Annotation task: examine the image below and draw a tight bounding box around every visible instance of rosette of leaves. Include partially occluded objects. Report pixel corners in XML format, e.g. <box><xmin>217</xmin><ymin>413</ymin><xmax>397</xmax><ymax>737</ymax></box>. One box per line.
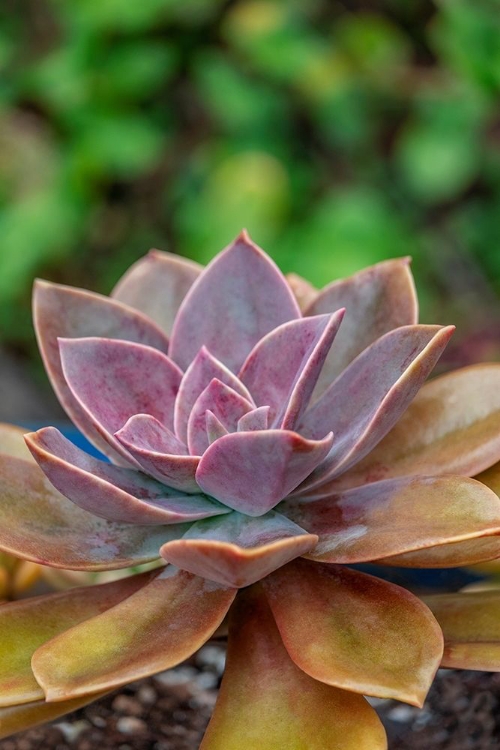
<box><xmin>1</xmin><ymin>234</ymin><xmax>500</xmax><ymax>747</ymax></box>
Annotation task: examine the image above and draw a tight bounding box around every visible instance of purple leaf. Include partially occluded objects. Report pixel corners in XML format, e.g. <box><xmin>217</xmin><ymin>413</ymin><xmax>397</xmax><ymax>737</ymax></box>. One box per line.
<box><xmin>196</xmin><ymin>429</ymin><xmax>333</xmax><ymax>516</ymax></box>
<box><xmin>187</xmin><ymin>379</ymin><xmax>253</xmax><ymax>456</ymax></box>
<box><xmin>169</xmin><ymin>231</ymin><xmax>300</xmax><ymax>372</ymax></box>
<box><xmin>239</xmin><ymin>311</ymin><xmax>344</xmax><ymax>429</ymax></box>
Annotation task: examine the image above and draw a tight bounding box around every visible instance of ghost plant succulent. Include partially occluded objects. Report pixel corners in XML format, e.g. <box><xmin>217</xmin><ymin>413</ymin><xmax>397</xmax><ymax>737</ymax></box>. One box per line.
<box><xmin>0</xmin><ymin>233</ymin><xmax>500</xmax><ymax>746</ymax></box>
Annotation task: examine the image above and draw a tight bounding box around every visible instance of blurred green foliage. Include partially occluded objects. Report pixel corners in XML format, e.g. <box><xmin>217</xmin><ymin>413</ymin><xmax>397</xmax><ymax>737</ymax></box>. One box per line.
<box><xmin>0</xmin><ymin>0</ymin><xmax>499</xmax><ymax>361</ymax></box>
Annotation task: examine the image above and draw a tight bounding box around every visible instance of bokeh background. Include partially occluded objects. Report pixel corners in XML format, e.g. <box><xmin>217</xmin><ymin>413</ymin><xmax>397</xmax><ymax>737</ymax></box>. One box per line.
<box><xmin>0</xmin><ymin>0</ymin><xmax>499</xmax><ymax>420</ymax></box>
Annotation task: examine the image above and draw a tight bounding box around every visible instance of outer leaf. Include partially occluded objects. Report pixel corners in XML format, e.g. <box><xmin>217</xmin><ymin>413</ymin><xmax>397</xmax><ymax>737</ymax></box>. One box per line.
<box><xmin>111</xmin><ymin>249</ymin><xmax>202</xmax><ymax>335</ymax></box>
<box><xmin>115</xmin><ymin>414</ymin><xmax>200</xmax><ymax>492</ymax></box>
<box><xmin>377</xmin><ymin>536</ymin><xmax>500</xmax><ymax>568</ymax></box>
<box><xmin>59</xmin><ymin>337</ymin><xmax>182</xmax><ymax>464</ymax></box>
<box><xmin>0</xmin><ymin>572</ymin><xmax>153</xmax><ymax>706</ymax></box>
<box><xmin>0</xmin><ymin>455</ymin><xmax>182</xmax><ymax>570</ymax></box>
<box><xmin>25</xmin><ymin>427</ymin><xmax>227</xmax><ymax>525</ymax></box>
<box><xmin>283</xmin><ymin>476</ymin><xmax>500</xmax><ymax>563</ymax></box>
<box><xmin>0</xmin><ymin>693</ymin><xmax>108</xmax><ymax>741</ymax></box>
<box><xmin>174</xmin><ymin>347</ymin><xmax>252</xmax><ymax>444</ymax></box>
<box><xmin>32</xmin><ymin>566</ymin><xmax>236</xmax><ymax>701</ymax></box>
<box><xmin>263</xmin><ymin>559</ymin><xmax>443</xmax><ymax>707</ymax></box>
<box><xmin>201</xmin><ymin>586</ymin><xmax>387</xmax><ymax>750</ymax></box>
<box><xmin>239</xmin><ymin>311</ymin><xmax>344</xmax><ymax>429</ymax></box>
<box><xmin>169</xmin><ymin>231</ymin><xmax>300</xmax><ymax>372</ymax></box>
<box><xmin>305</xmin><ymin>258</ymin><xmax>418</xmax><ymax>397</ymax></box>
<box><xmin>160</xmin><ymin>511</ymin><xmax>318</xmax><ymax>588</ymax></box>
<box><xmin>298</xmin><ymin>325</ymin><xmax>453</xmax><ymax>491</ymax></box>
<box><xmin>335</xmin><ymin>364</ymin><xmax>500</xmax><ymax>490</ymax></box>
<box><xmin>33</xmin><ymin>280</ymin><xmax>170</xmax><ymax>462</ymax></box>
<box><xmin>196</xmin><ymin>429</ymin><xmax>333</xmax><ymax>516</ymax></box>
<box><xmin>187</xmin><ymin>379</ymin><xmax>253</xmax><ymax>455</ymax></box>
<box><xmin>424</xmin><ymin>591</ymin><xmax>500</xmax><ymax>670</ymax></box>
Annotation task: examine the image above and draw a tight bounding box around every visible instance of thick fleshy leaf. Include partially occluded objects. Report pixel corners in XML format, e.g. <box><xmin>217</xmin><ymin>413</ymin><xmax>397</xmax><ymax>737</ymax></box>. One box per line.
<box><xmin>201</xmin><ymin>586</ymin><xmax>387</xmax><ymax>750</ymax></box>
<box><xmin>239</xmin><ymin>310</ymin><xmax>344</xmax><ymax>429</ymax></box>
<box><xmin>160</xmin><ymin>511</ymin><xmax>318</xmax><ymax>588</ymax></box>
<box><xmin>263</xmin><ymin>559</ymin><xmax>443</xmax><ymax>706</ymax></box>
<box><xmin>305</xmin><ymin>258</ymin><xmax>418</xmax><ymax>397</ymax></box>
<box><xmin>196</xmin><ymin>429</ymin><xmax>333</xmax><ymax>516</ymax></box>
<box><xmin>0</xmin><ymin>455</ymin><xmax>182</xmax><ymax>570</ymax></box>
<box><xmin>32</xmin><ymin>566</ymin><xmax>236</xmax><ymax>701</ymax></box>
<box><xmin>376</xmin><ymin>536</ymin><xmax>500</xmax><ymax>568</ymax></box>
<box><xmin>174</xmin><ymin>347</ymin><xmax>252</xmax><ymax>443</ymax></box>
<box><xmin>111</xmin><ymin>249</ymin><xmax>202</xmax><ymax>335</ymax></box>
<box><xmin>0</xmin><ymin>572</ymin><xmax>153</xmax><ymax>707</ymax></box>
<box><xmin>298</xmin><ymin>325</ymin><xmax>453</xmax><ymax>491</ymax></box>
<box><xmin>424</xmin><ymin>591</ymin><xmax>500</xmax><ymax>670</ymax></box>
<box><xmin>286</xmin><ymin>272</ymin><xmax>318</xmax><ymax>312</ymax></box>
<box><xmin>335</xmin><ymin>364</ymin><xmax>500</xmax><ymax>490</ymax></box>
<box><xmin>115</xmin><ymin>414</ymin><xmax>200</xmax><ymax>492</ymax></box>
<box><xmin>206</xmin><ymin>411</ymin><xmax>229</xmax><ymax>443</ymax></box>
<box><xmin>59</xmin><ymin>337</ymin><xmax>182</xmax><ymax>463</ymax></box>
<box><xmin>0</xmin><ymin>423</ymin><xmax>34</xmax><ymax>462</ymax></box>
<box><xmin>237</xmin><ymin>406</ymin><xmax>270</xmax><ymax>432</ymax></box>
<box><xmin>169</xmin><ymin>231</ymin><xmax>300</xmax><ymax>372</ymax></box>
<box><xmin>283</xmin><ymin>476</ymin><xmax>500</xmax><ymax>563</ymax></box>
<box><xmin>33</xmin><ymin>280</ymin><xmax>170</xmax><ymax>462</ymax></box>
<box><xmin>25</xmin><ymin>428</ymin><xmax>227</xmax><ymax>525</ymax></box>
<box><xmin>0</xmin><ymin>693</ymin><xmax>108</xmax><ymax>741</ymax></box>
<box><xmin>188</xmin><ymin>379</ymin><xmax>253</xmax><ymax>455</ymax></box>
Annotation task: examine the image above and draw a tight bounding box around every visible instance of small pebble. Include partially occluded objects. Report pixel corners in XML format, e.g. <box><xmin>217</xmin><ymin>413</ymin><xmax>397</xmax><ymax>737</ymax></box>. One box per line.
<box><xmin>54</xmin><ymin>720</ymin><xmax>90</xmax><ymax>742</ymax></box>
<box><xmin>387</xmin><ymin>704</ymin><xmax>418</xmax><ymax>723</ymax></box>
<box><xmin>116</xmin><ymin>717</ymin><xmax>147</xmax><ymax>735</ymax></box>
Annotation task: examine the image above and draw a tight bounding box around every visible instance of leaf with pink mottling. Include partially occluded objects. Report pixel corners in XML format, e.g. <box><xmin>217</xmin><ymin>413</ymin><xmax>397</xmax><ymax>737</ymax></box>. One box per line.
<box><xmin>283</xmin><ymin>476</ymin><xmax>500</xmax><ymax>563</ymax></box>
<box><xmin>115</xmin><ymin>414</ymin><xmax>200</xmax><ymax>492</ymax></box>
<box><xmin>174</xmin><ymin>347</ymin><xmax>252</xmax><ymax>443</ymax></box>
<box><xmin>112</xmin><ymin>250</ymin><xmax>202</xmax><ymax>335</ymax></box>
<box><xmin>0</xmin><ymin>454</ymin><xmax>182</xmax><ymax>570</ymax></box>
<box><xmin>25</xmin><ymin>427</ymin><xmax>227</xmax><ymax>525</ymax></box>
<box><xmin>169</xmin><ymin>232</ymin><xmax>300</xmax><ymax>372</ymax></box>
<box><xmin>196</xmin><ymin>429</ymin><xmax>333</xmax><ymax>516</ymax></box>
<box><xmin>305</xmin><ymin>258</ymin><xmax>417</xmax><ymax>398</ymax></box>
<box><xmin>239</xmin><ymin>311</ymin><xmax>344</xmax><ymax>429</ymax></box>
<box><xmin>298</xmin><ymin>325</ymin><xmax>453</xmax><ymax>493</ymax></box>
<box><xmin>59</xmin><ymin>337</ymin><xmax>182</xmax><ymax>465</ymax></box>
<box><xmin>188</xmin><ymin>379</ymin><xmax>253</xmax><ymax>455</ymax></box>
<box><xmin>33</xmin><ymin>280</ymin><xmax>170</xmax><ymax>462</ymax></box>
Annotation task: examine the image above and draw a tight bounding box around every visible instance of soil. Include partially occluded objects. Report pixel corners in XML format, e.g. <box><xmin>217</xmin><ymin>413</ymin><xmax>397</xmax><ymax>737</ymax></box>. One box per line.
<box><xmin>2</xmin><ymin>646</ymin><xmax>500</xmax><ymax>750</ymax></box>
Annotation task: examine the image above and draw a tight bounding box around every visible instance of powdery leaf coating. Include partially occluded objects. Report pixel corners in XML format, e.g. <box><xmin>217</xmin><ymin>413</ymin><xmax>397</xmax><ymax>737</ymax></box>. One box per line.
<box><xmin>201</xmin><ymin>585</ymin><xmax>387</xmax><ymax>750</ymax></box>
<box><xmin>160</xmin><ymin>511</ymin><xmax>318</xmax><ymax>588</ymax></box>
<box><xmin>169</xmin><ymin>232</ymin><xmax>300</xmax><ymax>372</ymax></box>
<box><xmin>187</xmin><ymin>379</ymin><xmax>253</xmax><ymax>456</ymax></box>
<box><xmin>111</xmin><ymin>249</ymin><xmax>202</xmax><ymax>335</ymax></box>
<box><xmin>263</xmin><ymin>559</ymin><xmax>443</xmax><ymax>706</ymax></box>
<box><xmin>32</xmin><ymin>566</ymin><xmax>236</xmax><ymax>701</ymax></box>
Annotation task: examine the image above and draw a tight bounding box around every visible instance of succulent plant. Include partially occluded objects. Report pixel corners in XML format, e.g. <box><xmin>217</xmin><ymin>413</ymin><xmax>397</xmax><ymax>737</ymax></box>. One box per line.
<box><xmin>1</xmin><ymin>233</ymin><xmax>500</xmax><ymax>746</ymax></box>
